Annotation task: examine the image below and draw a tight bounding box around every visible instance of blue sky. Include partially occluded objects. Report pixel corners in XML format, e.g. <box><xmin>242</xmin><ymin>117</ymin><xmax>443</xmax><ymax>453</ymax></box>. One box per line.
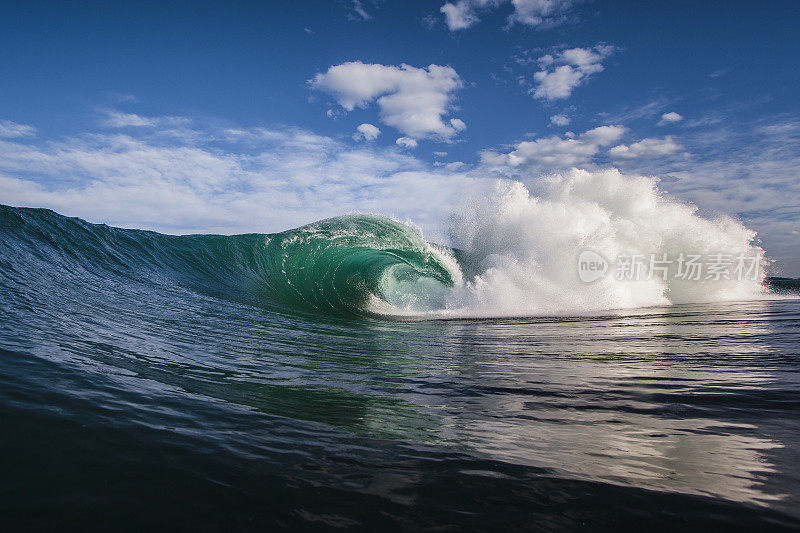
<box><xmin>1</xmin><ymin>0</ymin><xmax>799</xmax><ymax>273</ymax></box>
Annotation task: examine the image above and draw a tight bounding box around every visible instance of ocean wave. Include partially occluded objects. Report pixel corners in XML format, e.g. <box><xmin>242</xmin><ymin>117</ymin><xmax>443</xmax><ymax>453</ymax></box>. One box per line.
<box><xmin>0</xmin><ymin>169</ymin><xmax>787</xmax><ymax>319</ymax></box>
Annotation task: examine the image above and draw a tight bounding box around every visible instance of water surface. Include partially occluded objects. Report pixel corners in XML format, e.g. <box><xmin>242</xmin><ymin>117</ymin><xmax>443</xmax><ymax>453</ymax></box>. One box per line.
<box><xmin>1</xmin><ymin>205</ymin><xmax>798</xmax><ymax>530</ymax></box>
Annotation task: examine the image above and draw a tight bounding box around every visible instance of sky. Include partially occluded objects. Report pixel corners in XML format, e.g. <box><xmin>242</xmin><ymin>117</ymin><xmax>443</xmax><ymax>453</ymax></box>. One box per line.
<box><xmin>0</xmin><ymin>0</ymin><xmax>799</xmax><ymax>273</ymax></box>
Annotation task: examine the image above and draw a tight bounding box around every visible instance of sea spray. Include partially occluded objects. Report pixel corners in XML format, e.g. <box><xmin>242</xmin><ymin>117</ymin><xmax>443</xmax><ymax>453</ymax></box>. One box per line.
<box><xmin>440</xmin><ymin>169</ymin><xmax>767</xmax><ymax>317</ymax></box>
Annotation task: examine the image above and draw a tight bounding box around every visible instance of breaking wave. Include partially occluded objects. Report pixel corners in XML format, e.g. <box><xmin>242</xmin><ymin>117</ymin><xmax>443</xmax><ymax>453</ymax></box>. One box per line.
<box><xmin>0</xmin><ymin>169</ymin><xmax>778</xmax><ymax>319</ymax></box>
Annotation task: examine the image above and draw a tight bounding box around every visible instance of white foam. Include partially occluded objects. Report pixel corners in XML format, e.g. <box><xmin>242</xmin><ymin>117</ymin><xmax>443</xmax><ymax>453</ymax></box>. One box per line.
<box><xmin>378</xmin><ymin>168</ymin><xmax>770</xmax><ymax>318</ymax></box>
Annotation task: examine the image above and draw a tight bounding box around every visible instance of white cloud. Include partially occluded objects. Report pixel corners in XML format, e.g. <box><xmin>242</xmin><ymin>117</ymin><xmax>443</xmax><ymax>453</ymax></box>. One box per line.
<box><xmin>609</xmin><ymin>136</ymin><xmax>683</xmax><ymax>159</ymax></box>
<box><xmin>0</xmin><ymin>117</ymin><xmax>483</xmax><ymax>238</ymax></box>
<box><xmin>396</xmin><ymin>137</ymin><xmax>419</xmax><ymax>149</ymax></box>
<box><xmin>532</xmin><ymin>45</ymin><xmax>613</xmax><ymax>100</ymax></box>
<box><xmin>102</xmin><ymin>112</ymin><xmax>156</xmax><ymax>128</ymax></box>
<box><xmin>439</xmin><ymin>0</ymin><xmax>574</xmax><ymax>31</ymax></box>
<box><xmin>550</xmin><ymin>114</ymin><xmax>570</xmax><ymax>126</ymax></box>
<box><xmin>658</xmin><ymin>111</ymin><xmax>684</xmax><ymax>126</ymax></box>
<box><xmin>440</xmin><ymin>0</ymin><xmax>480</xmax><ymax>30</ymax></box>
<box><xmin>510</xmin><ymin>0</ymin><xmax>575</xmax><ymax>27</ymax></box>
<box><xmin>351</xmin><ymin>0</ymin><xmax>372</xmax><ymax>20</ymax></box>
<box><xmin>481</xmin><ymin>125</ymin><xmax>625</xmax><ymax>170</ymax></box>
<box><xmin>101</xmin><ymin>110</ymin><xmax>191</xmax><ymax>129</ymax></box>
<box><xmin>601</xmin><ymin>99</ymin><xmax>671</xmax><ymax>124</ymax></box>
<box><xmin>450</xmin><ymin>118</ymin><xmax>467</xmax><ymax>131</ymax></box>
<box><xmin>353</xmin><ymin>123</ymin><xmax>381</xmax><ymax>142</ymax></box>
<box><xmin>310</xmin><ymin>61</ymin><xmax>465</xmax><ymax>141</ymax></box>
<box><xmin>444</xmin><ymin>161</ymin><xmax>466</xmax><ymax>171</ymax></box>
<box><xmin>0</xmin><ymin>119</ymin><xmax>36</xmax><ymax>138</ymax></box>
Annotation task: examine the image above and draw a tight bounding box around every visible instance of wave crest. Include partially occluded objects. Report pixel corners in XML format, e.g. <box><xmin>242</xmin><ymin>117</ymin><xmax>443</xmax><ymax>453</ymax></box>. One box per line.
<box><xmin>262</xmin><ymin>214</ymin><xmax>457</xmax><ymax>315</ymax></box>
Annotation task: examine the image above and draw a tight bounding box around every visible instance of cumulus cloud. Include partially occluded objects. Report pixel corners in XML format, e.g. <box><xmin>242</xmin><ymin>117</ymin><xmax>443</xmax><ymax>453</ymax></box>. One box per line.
<box><xmin>396</xmin><ymin>137</ymin><xmax>419</xmax><ymax>149</ymax></box>
<box><xmin>658</xmin><ymin>111</ymin><xmax>684</xmax><ymax>126</ymax></box>
<box><xmin>609</xmin><ymin>136</ymin><xmax>683</xmax><ymax>159</ymax></box>
<box><xmin>0</xmin><ymin>119</ymin><xmax>36</xmax><ymax>138</ymax></box>
<box><xmin>310</xmin><ymin>61</ymin><xmax>465</xmax><ymax>141</ymax></box>
<box><xmin>353</xmin><ymin>123</ymin><xmax>381</xmax><ymax>142</ymax></box>
<box><xmin>440</xmin><ymin>0</ymin><xmax>481</xmax><ymax>30</ymax></box>
<box><xmin>450</xmin><ymin>118</ymin><xmax>467</xmax><ymax>131</ymax></box>
<box><xmin>440</xmin><ymin>0</ymin><xmax>575</xmax><ymax>31</ymax></box>
<box><xmin>481</xmin><ymin>125</ymin><xmax>625</xmax><ymax>170</ymax></box>
<box><xmin>532</xmin><ymin>45</ymin><xmax>614</xmax><ymax>100</ymax></box>
<box><xmin>550</xmin><ymin>114</ymin><xmax>570</xmax><ymax>126</ymax></box>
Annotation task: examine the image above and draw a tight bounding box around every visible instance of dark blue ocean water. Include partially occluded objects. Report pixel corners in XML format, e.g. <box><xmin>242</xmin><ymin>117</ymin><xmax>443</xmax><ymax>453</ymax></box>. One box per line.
<box><xmin>1</xmin><ymin>205</ymin><xmax>799</xmax><ymax>531</ymax></box>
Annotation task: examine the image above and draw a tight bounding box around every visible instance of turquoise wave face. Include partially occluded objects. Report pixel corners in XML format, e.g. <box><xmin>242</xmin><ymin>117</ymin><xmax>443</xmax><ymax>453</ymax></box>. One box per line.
<box><xmin>261</xmin><ymin>215</ymin><xmax>456</xmax><ymax>315</ymax></box>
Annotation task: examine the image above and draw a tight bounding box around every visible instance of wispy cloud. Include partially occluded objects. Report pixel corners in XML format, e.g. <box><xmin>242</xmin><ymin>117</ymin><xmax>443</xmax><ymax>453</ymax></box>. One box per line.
<box><xmin>600</xmin><ymin>98</ymin><xmax>673</xmax><ymax>124</ymax></box>
<box><xmin>100</xmin><ymin>110</ymin><xmax>192</xmax><ymax>129</ymax></box>
<box><xmin>0</xmin><ymin>119</ymin><xmax>36</xmax><ymax>139</ymax></box>
<box><xmin>709</xmin><ymin>68</ymin><xmax>731</xmax><ymax>79</ymax></box>
<box><xmin>350</xmin><ymin>0</ymin><xmax>372</xmax><ymax>21</ymax></box>
<box><xmin>510</xmin><ymin>0</ymin><xmax>576</xmax><ymax>27</ymax></box>
<box><xmin>101</xmin><ymin>111</ymin><xmax>156</xmax><ymax>128</ymax></box>
<box><xmin>440</xmin><ymin>0</ymin><xmax>576</xmax><ymax>31</ymax></box>
<box><xmin>0</xmin><ymin>115</ymin><xmax>477</xmax><ymax>238</ymax></box>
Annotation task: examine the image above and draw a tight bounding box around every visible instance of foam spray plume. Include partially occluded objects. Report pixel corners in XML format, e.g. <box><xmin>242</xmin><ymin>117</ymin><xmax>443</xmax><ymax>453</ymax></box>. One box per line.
<box><xmin>433</xmin><ymin>168</ymin><xmax>768</xmax><ymax>317</ymax></box>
